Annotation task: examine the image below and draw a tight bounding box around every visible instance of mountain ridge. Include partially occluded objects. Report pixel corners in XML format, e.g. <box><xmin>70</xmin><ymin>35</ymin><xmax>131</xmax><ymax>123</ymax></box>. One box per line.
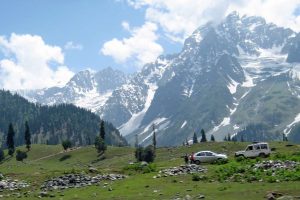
<box><xmin>19</xmin><ymin>12</ymin><xmax>300</xmax><ymax>146</ymax></box>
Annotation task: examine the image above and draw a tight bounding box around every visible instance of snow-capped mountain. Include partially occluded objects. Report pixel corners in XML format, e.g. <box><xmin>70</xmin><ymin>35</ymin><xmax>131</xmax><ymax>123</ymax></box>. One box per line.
<box><xmin>22</xmin><ymin>12</ymin><xmax>300</xmax><ymax>146</ymax></box>
<box><xmin>22</xmin><ymin>67</ymin><xmax>128</xmax><ymax>113</ymax></box>
<box><xmin>122</xmin><ymin>12</ymin><xmax>300</xmax><ymax>146</ymax></box>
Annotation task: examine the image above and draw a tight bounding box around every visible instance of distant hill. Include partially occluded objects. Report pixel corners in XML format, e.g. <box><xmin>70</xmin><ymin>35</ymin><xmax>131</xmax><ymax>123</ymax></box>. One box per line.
<box><xmin>0</xmin><ymin>90</ymin><xmax>127</xmax><ymax>147</ymax></box>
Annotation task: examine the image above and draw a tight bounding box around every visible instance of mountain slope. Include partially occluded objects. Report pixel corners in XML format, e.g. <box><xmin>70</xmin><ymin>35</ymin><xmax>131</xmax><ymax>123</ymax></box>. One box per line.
<box><xmin>124</xmin><ymin>12</ymin><xmax>300</xmax><ymax>146</ymax></box>
<box><xmin>0</xmin><ymin>90</ymin><xmax>127</xmax><ymax>146</ymax></box>
<box><xmin>22</xmin><ymin>67</ymin><xmax>128</xmax><ymax>113</ymax></box>
<box><xmin>20</xmin><ymin>12</ymin><xmax>300</xmax><ymax>146</ymax></box>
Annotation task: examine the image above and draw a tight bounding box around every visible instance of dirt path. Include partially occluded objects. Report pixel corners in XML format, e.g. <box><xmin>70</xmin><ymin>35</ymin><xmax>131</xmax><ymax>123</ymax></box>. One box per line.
<box><xmin>31</xmin><ymin>147</ymin><xmax>82</xmax><ymax>162</ymax></box>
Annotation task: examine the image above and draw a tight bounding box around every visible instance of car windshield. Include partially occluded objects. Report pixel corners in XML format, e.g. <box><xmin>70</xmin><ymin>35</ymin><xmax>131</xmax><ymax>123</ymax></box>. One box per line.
<box><xmin>246</xmin><ymin>146</ymin><xmax>253</xmax><ymax>151</ymax></box>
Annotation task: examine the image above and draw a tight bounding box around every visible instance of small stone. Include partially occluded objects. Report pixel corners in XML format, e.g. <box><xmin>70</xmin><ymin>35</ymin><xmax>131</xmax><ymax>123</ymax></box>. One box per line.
<box><xmin>89</xmin><ymin>167</ymin><xmax>98</xmax><ymax>173</ymax></box>
<box><xmin>40</xmin><ymin>191</ymin><xmax>48</xmax><ymax>197</ymax></box>
<box><xmin>277</xmin><ymin>196</ymin><xmax>294</xmax><ymax>200</ymax></box>
<box><xmin>266</xmin><ymin>193</ymin><xmax>276</xmax><ymax>200</ymax></box>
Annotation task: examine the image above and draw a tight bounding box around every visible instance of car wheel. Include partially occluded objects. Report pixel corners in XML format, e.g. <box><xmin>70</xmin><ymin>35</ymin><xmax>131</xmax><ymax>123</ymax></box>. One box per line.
<box><xmin>259</xmin><ymin>153</ymin><xmax>266</xmax><ymax>158</ymax></box>
<box><xmin>195</xmin><ymin>160</ymin><xmax>200</xmax><ymax>165</ymax></box>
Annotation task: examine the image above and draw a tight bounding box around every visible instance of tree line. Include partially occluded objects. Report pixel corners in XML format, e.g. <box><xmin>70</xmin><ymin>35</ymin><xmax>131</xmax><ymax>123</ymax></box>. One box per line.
<box><xmin>0</xmin><ymin>90</ymin><xmax>127</xmax><ymax>147</ymax></box>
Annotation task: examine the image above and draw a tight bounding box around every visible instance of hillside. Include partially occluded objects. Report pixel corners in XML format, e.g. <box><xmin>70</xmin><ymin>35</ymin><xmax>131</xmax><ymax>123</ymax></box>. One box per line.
<box><xmin>0</xmin><ymin>90</ymin><xmax>127</xmax><ymax>146</ymax></box>
<box><xmin>0</xmin><ymin>142</ymin><xmax>299</xmax><ymax>199</ymax></box>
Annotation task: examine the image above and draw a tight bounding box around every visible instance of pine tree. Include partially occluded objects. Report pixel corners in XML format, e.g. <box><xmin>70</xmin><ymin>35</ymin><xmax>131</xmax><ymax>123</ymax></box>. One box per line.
<box><xmin>200</xmin><ymin>129</ymin><xmax>207</xmax><ymax>142</ymax></box>
<box><xmin>24</xmin><ymin>121</ymin><xmax>31</xmax><ymax>151</ymax></box>
<box><xmin>100</xmin><ymin>120</ymin><xmax>105</xmax><ymax>140</ymax></box>
<box><xmin>6</xmin><ymin>123</ymin><xmax>15</xmax><ymax>156</ymax></box>
<box><xmin>152</xmin><ymin>124</ymin><xmax>156</xmax><ymax>149</ymax></box>
<box><xmin>210</xmin><ymin>134</ymin><xmax>215</xmax><ymax>142</ymax></box>
<box><xmin>94</xmin><ymin>136</ymin><xmax>107</xmax><ymax>154</ymax></box>
<box><xmin>227</xmin><ymin>133</ymin><xmax>231</xmax><ymax>141</ymax></box>
<box><xmin>193</xmin><ymin>132</ymin><xmax>198</xmax><ymax>144</ymax></box>
<box><xmin>224</xmin><ymin>136</ymin><xmax>228</xmax><ymax>141</ymax></box>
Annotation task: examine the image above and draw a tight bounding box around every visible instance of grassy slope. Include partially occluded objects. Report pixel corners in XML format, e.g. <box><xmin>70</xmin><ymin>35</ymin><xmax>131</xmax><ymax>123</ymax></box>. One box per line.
<box><xmin>0</xmin><ymin>142</ymin><xmax>300</xmax><ymax>199</ymax></box>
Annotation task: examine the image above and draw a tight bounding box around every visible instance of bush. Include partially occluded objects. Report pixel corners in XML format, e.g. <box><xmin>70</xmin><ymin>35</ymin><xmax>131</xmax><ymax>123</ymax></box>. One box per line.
<box><xmin>135</xmin><ymin>145</ymin><xmax>155</xmax><ymax>163</ymax></box>
<box><xmin>192</xmin><ymin>174</ymin><xmax>201</xmax><ymax>181</ymax></box>
<box><xmin>16</xmin><ymin>150</ymin><xmax>27</xmax><ymax>161</ymax></box>
<box><xmin>123</xmin><ymin>163</ymin><xmax>157</xmax><ymax>174</ymax></box>
<box><xmin>62</xmin><ymin>140</ymin><xmax>72</xmax><ymax>150</ymax></box>
<box><xmin>235</xmin><ymin>156</ymin><xmax>245</xmax><ymax>162</ymax></box>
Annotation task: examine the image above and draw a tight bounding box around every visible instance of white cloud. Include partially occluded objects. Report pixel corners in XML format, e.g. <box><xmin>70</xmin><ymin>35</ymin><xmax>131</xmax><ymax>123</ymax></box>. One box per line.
<box><xmin>101</xmin><ymin>22</ymin><xmax>163</xmax><ymax>67</ymax></box>
<box><xmin>64</xmin><ymin>41</ymin><xmax>83</xmax><ymax>50</ymax></box>
<box><xmin>121</xmin><ymin>21</ymin><xmax>130</xmax><ymax>31</ymax></box>
<box><xmin>126</xmin><ymin>0</ymin><xmax>300</xmax><ymax>42</ymax></box>
<box><xmin>0</xmin><ymin>33</ymin><xmax>74</xmax><ymax>90</ymax></box>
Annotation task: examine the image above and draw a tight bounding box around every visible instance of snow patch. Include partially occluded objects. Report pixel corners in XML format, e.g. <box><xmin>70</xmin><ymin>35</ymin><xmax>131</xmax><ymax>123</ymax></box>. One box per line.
<box><xmin>119</xmin><ymin>84</ymin><xmax>158</xmax><ymax>136</ymax></box>
<box><xmin>284</xmin><ymin>113</ymin><xmax>300</xmax><ymax>135</ymax></box>
<box><xmin>181</xmin><ymin>121</ymin><xmax>187</xmax><ymax>129</ymax></box>
<box><xmin>227</xmin><ymin>76</ymin><xmax>239</xmax><ymax>94</ymax></box>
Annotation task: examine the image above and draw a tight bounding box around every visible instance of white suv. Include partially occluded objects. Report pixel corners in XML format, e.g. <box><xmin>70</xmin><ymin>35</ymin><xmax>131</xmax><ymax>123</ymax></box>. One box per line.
<box><xmin>235</xmin><ymin>142</ymin><xmax>271</xmax><ymax>158</ymax></box>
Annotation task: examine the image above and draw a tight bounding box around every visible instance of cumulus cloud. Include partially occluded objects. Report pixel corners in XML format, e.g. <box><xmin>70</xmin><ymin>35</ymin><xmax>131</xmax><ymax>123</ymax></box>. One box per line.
<box><xmin>126</xmin><ymin>0</ymin><xmax>300</xmax><ymax>42</ymax></box>
<box><xmin>0</xmin><ymin>33</ymin><xmax>74</xmax><ymax>90</ymax></box>
<box><xmin>64</xmin><ymin>41</ymin><xmax>83</xmax><ymax>50</ymax></box>
<box><xmin>101</xmin><ymin>22</ymin><xmax>163</xmax><ymax>67</ymax></box>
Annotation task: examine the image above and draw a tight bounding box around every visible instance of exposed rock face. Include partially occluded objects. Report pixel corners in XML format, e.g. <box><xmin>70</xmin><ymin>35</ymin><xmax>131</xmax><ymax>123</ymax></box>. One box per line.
<box><xmin>40</xmin><ymin>174</ymin><xmax>126</xmax><ymax>191</ymax></box>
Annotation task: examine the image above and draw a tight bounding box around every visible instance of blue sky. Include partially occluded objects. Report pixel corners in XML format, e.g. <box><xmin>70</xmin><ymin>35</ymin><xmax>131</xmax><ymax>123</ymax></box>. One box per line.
<box><xmin>0</xmin><ymin>0</ymin><xmax>180</xmax><ymax>73</ymax></box>
<box><xmin>0</xmin><ymin>0</ymin><xmax>299</xmax><ymax>90</ymax></box>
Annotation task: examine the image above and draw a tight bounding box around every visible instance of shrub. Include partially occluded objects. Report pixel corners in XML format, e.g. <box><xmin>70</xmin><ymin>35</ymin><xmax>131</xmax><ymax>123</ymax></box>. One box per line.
<box><xmin>235</xmin><ymin>156</ymin><xmax>245</xmax><ymax>162</ymax></box>
<box><xmin>123</xmin><ymin>162</ymin><xmax>156</xmax><ymax>174</ymax></box>
<box><xmin>192</xmin><ymin>174</ymin><xmax>200</xmax><ymax>181</ymax></box>
<box><xmin>62</xmin><ymin>140</ymin><xmax>72</xmax><ymax>150</ymax></box>
<box><xmin>135</xmin><ymin>145</ymin><xmax>155</xmax><ymax>163</ymax></box>
<box><xmin>16</xmin><ymin>150</ymin><xmax>27</xmax><ymax>161</ymax></box>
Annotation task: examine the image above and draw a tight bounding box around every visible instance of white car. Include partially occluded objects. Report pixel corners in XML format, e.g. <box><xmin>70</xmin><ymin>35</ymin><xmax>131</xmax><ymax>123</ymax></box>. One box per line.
<box><xmin>235</xmin><ymin>142</ymin><xmax>271</xmax><ymax>158</ymax></box>
<box><xmin>190</xmin><ymin>151</ymin><xmax>228</xmax><ymax>165</ymax></box>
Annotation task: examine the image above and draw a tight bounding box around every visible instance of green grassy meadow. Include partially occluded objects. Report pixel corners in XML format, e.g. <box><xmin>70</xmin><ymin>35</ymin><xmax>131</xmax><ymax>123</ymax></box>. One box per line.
<box><xmin>1</xmin><ymin>142</ymin><xmax>300</xmax><ymax>199</ymax></box>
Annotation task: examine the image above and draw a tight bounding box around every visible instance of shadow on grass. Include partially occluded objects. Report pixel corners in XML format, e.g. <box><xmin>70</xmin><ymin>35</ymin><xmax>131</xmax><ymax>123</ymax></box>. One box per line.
<box><xmin>59</xmin><ymin>154</ymin><xmax>71</xmax><ymax>162</ymax></box>
<box><xmin>91</xmin><ymin>152</ymin><xmax>106</xmax><ymax>164</ymax></box>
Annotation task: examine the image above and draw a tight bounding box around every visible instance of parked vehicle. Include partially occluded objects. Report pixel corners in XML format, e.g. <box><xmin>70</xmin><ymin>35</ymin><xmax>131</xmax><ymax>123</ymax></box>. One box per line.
<box><xmin>189</xmin><ymin>151</ymin><xmax>227</xmax><ymax>165</ymax></box>
<box><xmin>235</xmin><ymin>142</ymin><xmax>271</xmax><ymax>158</ymax></box>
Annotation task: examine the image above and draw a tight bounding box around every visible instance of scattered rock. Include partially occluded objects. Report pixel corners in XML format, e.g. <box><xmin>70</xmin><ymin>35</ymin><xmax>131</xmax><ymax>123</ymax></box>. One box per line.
<box><xmin>158</xmin><ymin>164</ymin><xmax>207</xmax><ymax>177</ymax></box>
<box><xmin>0</xmin><ymin>176</ymin><xmax>29</xmax><ymax>191</ymax></box>
<box><xmin>41</xmin><ymin>174</ymin><xmax>126</xmax><ymax>191</ymax></box>
<box><xmin>254</xmin><ymin>160</ymin><xmax>299</xmax><ymax>171</ymax></box>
